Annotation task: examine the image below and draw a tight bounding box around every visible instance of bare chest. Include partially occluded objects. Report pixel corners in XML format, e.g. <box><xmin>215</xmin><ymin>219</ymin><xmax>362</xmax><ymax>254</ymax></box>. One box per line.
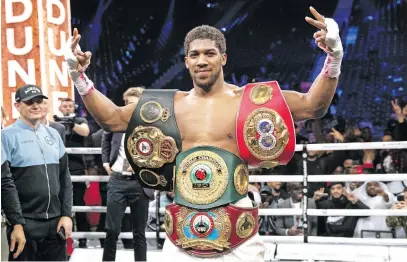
<box><xmin>174</xmin><ymin>95</ymin><xmax>241</xmax><ymax>153</ymax></box>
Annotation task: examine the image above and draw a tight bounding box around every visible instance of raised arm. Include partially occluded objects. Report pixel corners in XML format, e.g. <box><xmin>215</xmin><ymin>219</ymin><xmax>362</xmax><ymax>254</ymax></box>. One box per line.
<box><xmin>64</xmin><ymin>28</ymin><xmax>136</xmax><ymax>132</ymax></box>
<box><xmin>283</xmin><ymin>7</ymin><xmax>343</xmax><ymax>122</ymax></box>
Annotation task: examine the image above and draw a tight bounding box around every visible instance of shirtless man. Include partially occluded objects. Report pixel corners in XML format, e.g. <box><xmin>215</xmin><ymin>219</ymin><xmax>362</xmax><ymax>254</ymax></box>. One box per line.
<box><xmin>65</xmin><ymin>7</ymin><xmax>343</xmax><ymax>261</ymax></box>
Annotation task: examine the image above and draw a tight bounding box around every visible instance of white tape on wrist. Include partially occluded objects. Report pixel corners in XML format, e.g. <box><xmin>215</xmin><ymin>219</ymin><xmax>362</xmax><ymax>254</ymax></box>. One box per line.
<box><xmin>321</xmin><ymin>18</ymin><xmax>344</xmax><ymax>79</ymax></box>
<box><xmin>70</xmin><ymin>72</ymin><xmax>94</xmax><ymax>96</ymax></box>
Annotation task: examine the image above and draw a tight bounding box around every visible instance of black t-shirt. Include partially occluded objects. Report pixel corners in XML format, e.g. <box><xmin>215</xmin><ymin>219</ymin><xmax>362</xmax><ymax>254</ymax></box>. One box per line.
<box><xmin>66</xmin><ymin>117</ymin><xmax>87</xmax><ymax>172</ymax></box>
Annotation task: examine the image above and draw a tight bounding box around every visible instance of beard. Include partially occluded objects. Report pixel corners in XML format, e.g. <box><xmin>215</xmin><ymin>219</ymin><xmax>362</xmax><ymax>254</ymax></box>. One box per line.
<box><xmin>193</xmin><ymin>69</ymin><xmax>220</xmax><ymax>92</ymax></box>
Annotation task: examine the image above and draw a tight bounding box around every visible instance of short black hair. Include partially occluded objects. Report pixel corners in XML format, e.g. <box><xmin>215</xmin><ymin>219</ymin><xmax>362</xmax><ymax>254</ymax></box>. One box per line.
<box><xmin>184</xmin><ymin>25</ymin><xmax>226</xmax><ymax>55</ymax></box>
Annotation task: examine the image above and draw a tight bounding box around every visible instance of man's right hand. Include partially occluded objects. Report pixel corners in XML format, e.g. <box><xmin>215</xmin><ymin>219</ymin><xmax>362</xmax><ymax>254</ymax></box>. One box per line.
<box><xmin>64</xmin><ymin>28</ymin><xmax>94</xmax><ymax>96</ymax></box>
<box><xmin>104</xmin><ymin>166</ymin><xmax>112</xmax><ymax>176</ymax></box>
<box><xmin>287</xmin><ymin>226</ymin><xmax>303</xmax><ymax>236</ymax></box>
<box><xmin>10</xmin><ymin>224</ymin><xmax>26</xmax><ymax>259</ymax></box>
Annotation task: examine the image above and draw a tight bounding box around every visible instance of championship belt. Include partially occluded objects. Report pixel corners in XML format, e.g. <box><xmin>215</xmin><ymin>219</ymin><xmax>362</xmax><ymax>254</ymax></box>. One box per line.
<box><xmin>174</xmin><ymin>146</ymin><xmax>249</xmax><ymax>210</ymax></box>
<box><xmin>236</xmin><ymin>81</ymin><xmax>295</xmax><ymax>168</ymax></box>
<box><xmin>124</xmin><ymin>90</ymin><xmax>182</xmax><ymax>191</ymax></box>
<box><xmin>165</xmin><ymin>203</ymin><xmax>258</xmax><ymax>258</ymax></box>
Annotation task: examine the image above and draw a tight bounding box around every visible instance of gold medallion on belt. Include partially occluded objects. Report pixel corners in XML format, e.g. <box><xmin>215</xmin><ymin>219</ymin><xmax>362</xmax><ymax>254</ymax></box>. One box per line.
<box><xmin>127</xmin><ymin>126</ymin><xmax>178</xmax><ymax>168</ymax></box>
<box><xmin>176</xmin><ymin>151</ymin><xmax>228</xmax><ymax>205</ymax></box>
<box><xmin>175</xmin><ymin>206</ymin><xmax>231</xmax><ymax>251</ymax></box>
<box><xmin>243</xmin><ymin>108</ymin><xmax>289</xmax><ymax>161</ymax></box>
<box><xmin>233</xmin><ymin>164</ymin><xmax>249</xmax><ymax>195</ymax></box>
<box><xmin>250</xmin><ymin>84</ymin><xmax>273</xmax><ymax>105</ymax></box>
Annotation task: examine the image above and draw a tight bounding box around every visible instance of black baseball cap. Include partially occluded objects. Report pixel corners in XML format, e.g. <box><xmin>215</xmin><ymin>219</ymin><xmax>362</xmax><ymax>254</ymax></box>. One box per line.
<box><xmin>15</xmin><ymin>85</ymin><xmax>48</xmax><ymax>103</ymax></box>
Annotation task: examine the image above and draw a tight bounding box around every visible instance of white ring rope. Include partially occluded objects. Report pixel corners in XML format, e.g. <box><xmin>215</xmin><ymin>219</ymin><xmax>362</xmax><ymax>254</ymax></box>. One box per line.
<box><xmin>65</xmin><ymin>141</ymin><xmax>407</xmax><ymax>155</ymax></box>
<box><xmin>72</xmin><ymin>206</ymin><xmax>407</xmax><ymax>217</ymax></box>
<box><xmin>71</xmin><ymin>173</ymin><xmax>407</xmax><ymax>183</ymax></box>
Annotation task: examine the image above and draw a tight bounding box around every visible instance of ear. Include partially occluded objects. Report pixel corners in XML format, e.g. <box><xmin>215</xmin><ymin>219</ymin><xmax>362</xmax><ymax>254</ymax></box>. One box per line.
<box><xmin>184</xmin><ymin>56</ymin><xmax>189</xmax><ymax>69</ymax></box>
<box><xmin>221</xmin><ymin>53</ymin><xmax>227</xmax><ymax>66</ymax></box>
<box><xmin>14</xmin><ymin>103</ymin><xmax>21</xmax><ymax>112</ymax></box>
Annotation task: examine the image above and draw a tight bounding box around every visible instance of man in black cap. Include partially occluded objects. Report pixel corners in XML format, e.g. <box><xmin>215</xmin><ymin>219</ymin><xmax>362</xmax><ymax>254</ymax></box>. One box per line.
<box><xmin>1</xmin><ymin>85</ymin><xmax>73</xmax><ymax>261</ymax></box>
<box><xmin>314</xmin><ymin>182</ymin><xmax>369</xmax><ymax>237</ymax></box>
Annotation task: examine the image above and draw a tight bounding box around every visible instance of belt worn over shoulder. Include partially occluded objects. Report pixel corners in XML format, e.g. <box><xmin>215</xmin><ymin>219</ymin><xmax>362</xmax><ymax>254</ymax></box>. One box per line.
<box><xmin>174</xmin><ymin>146</ymin><xmax>249</xmax><ymax>210</ymax></box>
<box><xmin>236</xmin><ymin>81</ymin><xmax>296</xmax><ymax>169</ymax></box>
<box><xmin>124</xmin><ymin>89</ymin><xmax>182</xmax><ymax>192</ymax></box>
<box><xmin>165</xmin><ymin>203</ymin><xmax>258</xmax><ymax>258</ymax></box>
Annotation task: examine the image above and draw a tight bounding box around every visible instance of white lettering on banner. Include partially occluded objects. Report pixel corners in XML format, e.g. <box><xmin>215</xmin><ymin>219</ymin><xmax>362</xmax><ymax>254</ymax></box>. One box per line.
<box><xmin>47</xmin><ymin>0</ymin><xmax>66</xmax><ymax>25</ymax></box>
<box><xmin>5</xmin><ymin>0</ymin><xmax>33</xmax><ymax>24</ymax></box>
<box><xmin>49</xmin><ymin>59</ymin><xmax>69</xmax><ymax>87</ymax></box>
<box><xmin>11</xmin><ymin>92</ymin><xmax>19</xmax><ymax>119</ymax></box>
<box><xmin>47</xmin><ymin>28</ymin><xmax>67</xmax><ymax>56</ymax></box>
<box><xmin>6</xmin><ymin>27</ymin><xmax>33</xmax><ymax>55</ymax></box>
<box><xmin>8</xmin><ymin>60</ymin><xmax>36</xmax><ymax>87</ymax></box>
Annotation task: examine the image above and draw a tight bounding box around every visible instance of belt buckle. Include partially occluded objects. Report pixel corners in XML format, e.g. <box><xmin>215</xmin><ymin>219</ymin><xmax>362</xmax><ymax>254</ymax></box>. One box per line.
<box><xmin>175</xmin><ymin>207</ymin><xmax>231</xmax><ymax>251</ymax></box>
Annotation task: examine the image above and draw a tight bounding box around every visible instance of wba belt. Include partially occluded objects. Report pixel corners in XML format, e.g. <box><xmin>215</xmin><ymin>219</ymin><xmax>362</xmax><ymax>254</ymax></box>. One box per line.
<box><xmin>165</xmin><ymin>203</ymin><xmax>258</xmax><ymax>258</ymax></box>
<box><xmin>174</xmin><ymin>146</ymin><xmax>249</xmax><ymax>210</ymax></box>
<box><xmin>236</xmin><ymin>81</ymin><xmax>296</xmax><ymax>169</ymax></box>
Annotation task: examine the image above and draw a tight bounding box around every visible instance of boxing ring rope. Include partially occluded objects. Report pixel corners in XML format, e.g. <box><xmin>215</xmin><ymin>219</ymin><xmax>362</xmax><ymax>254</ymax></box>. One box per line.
<box><xmin>67</xmin><ymin>141</ymin><xmax>407</xmax><ymax>247</ymax></box>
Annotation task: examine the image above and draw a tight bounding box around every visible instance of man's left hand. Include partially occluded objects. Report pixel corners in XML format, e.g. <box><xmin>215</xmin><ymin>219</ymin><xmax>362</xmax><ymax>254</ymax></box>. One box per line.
<box><xmin>57</xmin><ymin>216</ymin><xmax>73</xmax><ymax>239</ymax></box>
<box><xmin>305</xmin><ymin>7</ymin><xmax>343</xmax><ymax>58</ymax></box>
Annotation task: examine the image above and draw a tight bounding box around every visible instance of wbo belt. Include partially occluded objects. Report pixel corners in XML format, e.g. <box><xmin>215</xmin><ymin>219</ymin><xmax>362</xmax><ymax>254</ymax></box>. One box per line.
<box><xmin>174</xmin><ymin>146</ymin><xmax>249</xmax><ymax>210</ymax></box>
<box><xmin>164</xmin><ymin>203</ymin><xmax>258</xmax><ymax>258</ymax></box>
<box><xmin>236</xmin><ymin>81</ymin><xmax>296</xmax><ymax>169</ymax></box>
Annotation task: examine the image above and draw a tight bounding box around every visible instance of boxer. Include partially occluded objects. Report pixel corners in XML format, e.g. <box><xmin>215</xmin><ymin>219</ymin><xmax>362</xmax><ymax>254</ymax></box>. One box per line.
<box><xmin>65</xmin><ymin>7</ymin><xmax>343</xmax><ymax>261</ymax></box>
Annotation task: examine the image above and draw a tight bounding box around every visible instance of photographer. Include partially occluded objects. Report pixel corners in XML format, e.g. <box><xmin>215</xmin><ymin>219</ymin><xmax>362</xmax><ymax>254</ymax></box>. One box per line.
<box><xmin>56</xmin><ymin>98</ymin><xmax>90</xmax><ymax>248</ymax></box>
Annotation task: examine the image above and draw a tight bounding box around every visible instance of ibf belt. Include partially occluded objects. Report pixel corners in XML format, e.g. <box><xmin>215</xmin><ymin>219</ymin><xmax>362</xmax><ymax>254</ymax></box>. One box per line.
<box><xmin>236</xmin><ymin>81</ymin><xmax>295</xmax><ymax>169</ymax></box>
<box><xmin>165</xmin><ymin>203</ymin><xmax>258</xmax><ymax>258</ymax></box>
<box><xmin>174</xmin><ymin>146</ymin><xmax>249</xmax><ymax>209</ymax></box>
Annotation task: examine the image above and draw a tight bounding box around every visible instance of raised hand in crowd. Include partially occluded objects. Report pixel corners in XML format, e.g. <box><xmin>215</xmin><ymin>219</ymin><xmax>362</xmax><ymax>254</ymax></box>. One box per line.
<box><xmin>313</xmin><ymin>188</ymin><xmax>327</xmax><ymax>201</ymax></box>
<box><xmin>329</xmin><ymin>128</ymin><xmax>345</xmax><ymax>142</ymax></box>
<box><xmin>343</xmin><ymin>190</ymin><xmax>359</xmax><ymax>204</ymax></box>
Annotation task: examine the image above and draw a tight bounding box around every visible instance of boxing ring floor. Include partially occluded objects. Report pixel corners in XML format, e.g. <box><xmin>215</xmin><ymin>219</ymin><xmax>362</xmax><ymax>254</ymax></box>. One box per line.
<box><xmin>69</xmin><ymin>242</ymin><xmax>407</xmax><ymax>262</ymax></box>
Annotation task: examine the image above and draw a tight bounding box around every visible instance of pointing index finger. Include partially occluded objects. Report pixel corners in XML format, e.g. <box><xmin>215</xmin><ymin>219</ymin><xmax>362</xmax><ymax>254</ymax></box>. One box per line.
<box><xmin>310</xmin><ymin>6</ymin><xmax>325</xmax><ymax>23</ymax></box>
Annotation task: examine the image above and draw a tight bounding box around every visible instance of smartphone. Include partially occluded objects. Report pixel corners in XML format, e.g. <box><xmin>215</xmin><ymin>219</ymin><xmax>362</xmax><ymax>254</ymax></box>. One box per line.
<box><xmin>397</xmin><ymin>195</ymin><xmax>405</xmax><ymax>202</ymax></box>
<box><xmin>57</xmin><ymin>227</ymin><xmax>66</xmax><ymax>244</ymax></box>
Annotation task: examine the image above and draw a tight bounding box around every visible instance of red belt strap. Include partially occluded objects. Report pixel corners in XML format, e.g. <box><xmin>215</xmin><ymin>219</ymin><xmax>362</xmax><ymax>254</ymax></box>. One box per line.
<box><xmin>236</xmin><ymin>81</ymin><xmax>295</xmax><ymax>168</ymax></box>
<box><xmin>165</xmin><ymin>203</ymin><xmax>259</xmax><ymax>258</ymax></box>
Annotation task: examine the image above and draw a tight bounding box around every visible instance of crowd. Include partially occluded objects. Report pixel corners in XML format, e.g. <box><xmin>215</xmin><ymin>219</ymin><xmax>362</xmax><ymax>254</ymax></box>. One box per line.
<box><xmin>250</xmin><ymin>98</ymin><xmax>407</xmax><ymax>239</ymax></box>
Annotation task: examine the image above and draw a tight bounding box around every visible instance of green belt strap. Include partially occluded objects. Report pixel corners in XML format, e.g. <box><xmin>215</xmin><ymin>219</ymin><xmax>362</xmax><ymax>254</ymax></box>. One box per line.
<box><xmin>174</xmin><ymin>146</ymin><xmax>248</xmax><ymax>210</ymax></box>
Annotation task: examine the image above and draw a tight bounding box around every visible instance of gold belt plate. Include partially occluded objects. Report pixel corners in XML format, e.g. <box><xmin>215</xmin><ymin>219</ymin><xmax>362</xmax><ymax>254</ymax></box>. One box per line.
<box><xmin>243</xmin><ymin>108</ymin><xmax>289</xmax><ymax>160</ymax></box>
<box><xmin>127</xmin><ymin>126</ymin><xmax>179</xmax><ymax>168</ymax></box>
<box><xmin>175</xmin><ymin>206</ymin><xmax>232</xmax><ymax>251</ymax></box>
<box><xmin>176</xmin><ymin>151</ymin><xmax>229</xmax><ymax>205</ymax></box>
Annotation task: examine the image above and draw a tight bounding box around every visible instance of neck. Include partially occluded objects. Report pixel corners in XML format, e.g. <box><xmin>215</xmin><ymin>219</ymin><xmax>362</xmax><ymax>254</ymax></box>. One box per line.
<box><xmin>39</xmin><ymin>117</ymin><xmax>47</xmax><ymax>125</ymax></box>
<box><xmin>192</xmin><ymin>72</ymin><xmax>225</xmax><ymax>97</ymax></box>
<box><xmin>20</xmin><ymin>117</ymin><xmax>39</xmax><ymax>129</ymax></box>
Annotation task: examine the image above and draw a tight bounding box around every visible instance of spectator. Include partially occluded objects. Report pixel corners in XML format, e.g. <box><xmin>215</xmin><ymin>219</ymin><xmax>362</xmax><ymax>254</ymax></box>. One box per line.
<box><xmin>275</xmin><ymin>183</ymin><xmax>317</xmax><ymax>236</ymax></box>
<box><xmin>2</xmin><ymin>85</ymin><xmax>73</xmax><ymax>260</ymax></box>
<box><xmin>353</xmin><ymin>182</ymin><xmax>396</xmax><ymax>238</ymax></box>
<box><xmin>386</xmin><ymin>188</ymin><xmax>407</xmax><ymax>238</ymax></box>
<box><xmin>314</xmin><ymin>182</ymin><xmax>369</xmax><ymax>237</ymax></box>
<box><xmin>56</xmin><ymin>98</ymin><xmax>90</xmax><ymax>248</ymax></box>
<box><xmin>258</xmin><ymin>183</ymin><xmax>289</xmax><ymax>236</ymax></box>
<box><xmin>101</xmin><ymin>87</ymin><xmax>154</xmax><ymax>261</ymax></box>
